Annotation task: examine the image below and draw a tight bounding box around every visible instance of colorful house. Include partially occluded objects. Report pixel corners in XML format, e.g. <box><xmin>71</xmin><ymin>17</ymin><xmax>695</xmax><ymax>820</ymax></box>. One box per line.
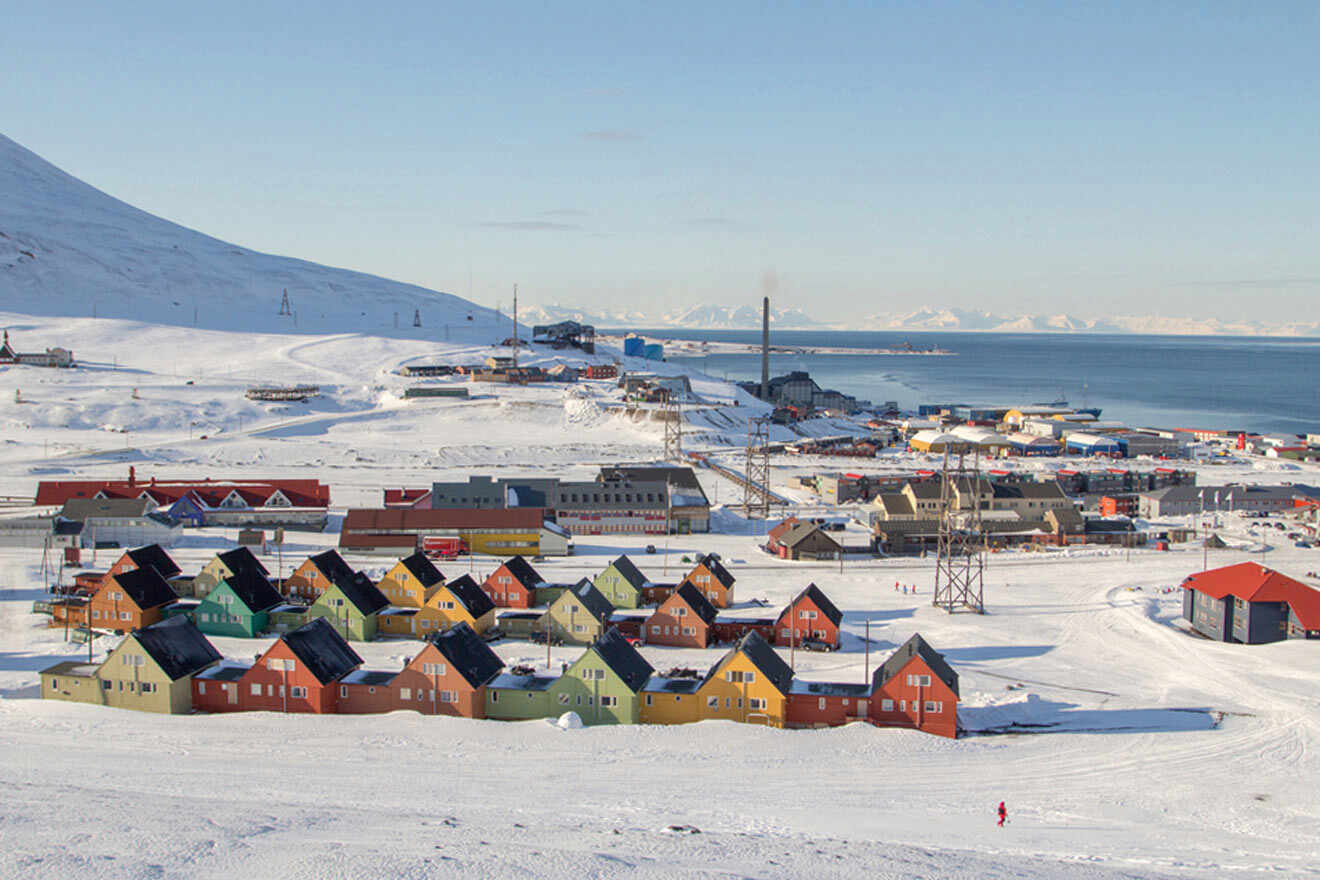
<box><xmin>194</xmin><ymin>567</ymin><xmax>285</xmax><ymax>638</ymax></box>
<box><xmin>593</xmin><ymin>555</ymin><xmax>649</xmax><ymax>609</ymax></box>
<box><xmin>694</xmin><ymin>631</ymin><xmax>794</xmax><ymax>727</ymax></box>
<box><xmin>639</xmin><ymin>675</ymin><xmax>703</xmax><ymax>725</ymax></box>
<box><xmin>775</xmin><ymin>583</ymin><xmax>844</xmax><ymax>650</ymax></box>
<box><xmin>485</xmin><ymin>670</ymin><xmax>557</xmax><ymax>721</ymax></box>
<box><xmin>41</xmin><ymin>617</ymin><xmax>221</xmax><ymax>714</ymax></box>
<box><xmin>547</xmin><ymin>628</ymin><xmax>654</xmax><ymax>725</ymax></box>
<box><xmin>377</xmin><ymin>552</ymin><xmax>447</xmax><ymax>636</ymax></box>
<box><xmin>482</xmin><ymin>555</ymin><xmax>544</xmax><ymax>608</ymax></box>
<box><xmin>86</xmin><ymin>567</ymin><xmax>179</xmax><ymax>634</ymax></box>
<box><xmin>1181</xmin><ymin>562</ymin><xmax>1320</xmax><ymax>643</ymax></box>
<box><xmin>643</xmin><ymin>581</ymin><xmax>718</xmax><ymax>648</ymax></box>
<box><xmin>192</xmin><ymin>547</ymin><xmax>269</xmax><ymax>600</ymax></box>
<box><xmin>541</xmin><ymin>578</ymin><xmax>616</xmax><ymax>645</ymax></box>
<box><xmin>869</xmin><ymin>633</ymin><xmax>960</xmax><ymax>738</ymax></box>
<box><xmin>423</xmin><ymin>573</ymin><xmax>498</xmax><ymax>634</ymax></box>
<box><xmin>366</xmin><ymin>622</ymin><xmax>505</xmax><ymax>718</ymax></box>
<box><xmin>786</xmin><ymin>680</ymin><xmax>873</xmax><ymax>729</ymax></box>
<box><xmin>682</xmin><ymin>554</ymin><xmax>735</xmax><ymax>608</ymax></box>
<box><xmin>104</xmin><ymin>544</ymin><xmax>181</xmax><ymax>585</ymax></box>
<box><xmin>284</xmin><ymin>549</ymin><xmax>358</xmax><ymax>602</ymax></box>
<box><xmin>306</xmin><ymin>570</ymin><xmax>390</xmax><ymax>641</ymax></box>
<box><xmin>205</xmin><ymin>618</ymin><xmax>363</xmax><ymax>714</ymax></box>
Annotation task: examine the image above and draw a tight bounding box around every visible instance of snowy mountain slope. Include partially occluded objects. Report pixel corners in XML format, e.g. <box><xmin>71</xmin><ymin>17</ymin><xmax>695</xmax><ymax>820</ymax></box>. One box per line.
<box><xmin>0</xmin><ymin>133</ymin><xmax>497</xmax><ymax>337</ymax></box>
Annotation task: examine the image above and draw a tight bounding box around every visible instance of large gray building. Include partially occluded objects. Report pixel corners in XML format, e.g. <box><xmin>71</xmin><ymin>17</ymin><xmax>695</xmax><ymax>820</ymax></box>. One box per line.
<box><xmin>1139</xmin><ymin>484</ymin><xmax>1305</xmax><ymax>518</ymax></box>
<box><xmin>430</xmin><ymin>466</ymin><xmax>710</xmax><ymax>535</ymax></box>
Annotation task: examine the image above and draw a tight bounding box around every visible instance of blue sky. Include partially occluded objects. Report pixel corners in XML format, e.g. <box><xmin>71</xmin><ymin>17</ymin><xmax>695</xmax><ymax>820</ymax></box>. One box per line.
<box><xmin>3</xmin><ymin>2</ymin><xmax>1318</xmax><ymax>322</ymax></box>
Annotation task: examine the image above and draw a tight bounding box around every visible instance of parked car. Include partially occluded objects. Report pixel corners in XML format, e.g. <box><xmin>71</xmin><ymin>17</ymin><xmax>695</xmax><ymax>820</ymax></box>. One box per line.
<box><xmin>625</xmin><ymin>636</ymin><xmax>642</xmax><ymax>646</ymax></box>
<box><xmin>530</xmin><ymin>631</ymin><xmax>562</xmax><ymax>646</ymax></box>
<box><xmin>802</xmin><ymin>639</ymin><xmax>836</xmax><ymax>653</ymax></box>
<box><xmin>645</xmin><ymin>544</ymin><xmax>657</xmax><ymax>554</ymax></box>
<box><xmin>481</xmin><ymin>628</ymin><xmax>505</xmax><ymax>643</ymax></box>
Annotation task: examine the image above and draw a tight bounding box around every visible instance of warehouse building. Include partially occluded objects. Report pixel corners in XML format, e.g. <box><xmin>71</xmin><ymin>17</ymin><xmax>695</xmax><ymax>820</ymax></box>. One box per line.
<box><xmin>339</xmin><ymin>508</ymin><xmax>573</xmax><ymax>556</ymax></box>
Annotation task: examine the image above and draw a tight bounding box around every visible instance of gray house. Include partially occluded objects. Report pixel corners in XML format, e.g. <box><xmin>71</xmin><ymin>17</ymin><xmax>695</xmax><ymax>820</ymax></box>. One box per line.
<box><xmin>1181</xmin><ymin>562</ymin><xmax>1320</xmax><ymax>644</ymax></box>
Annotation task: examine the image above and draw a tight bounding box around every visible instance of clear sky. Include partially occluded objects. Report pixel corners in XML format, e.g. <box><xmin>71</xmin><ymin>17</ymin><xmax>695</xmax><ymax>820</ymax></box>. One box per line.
<box><xmin>3</xmin><ymin>1</ymin><xmax>1318</xmax><ymax>322</ymax></box>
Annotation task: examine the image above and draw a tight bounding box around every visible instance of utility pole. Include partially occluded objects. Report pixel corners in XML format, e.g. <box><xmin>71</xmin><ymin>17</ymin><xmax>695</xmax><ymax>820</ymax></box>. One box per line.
<box><xmin>511</xmin><ymin>285</ymin><xmax>519</xmax><ymax>370</ymax></box>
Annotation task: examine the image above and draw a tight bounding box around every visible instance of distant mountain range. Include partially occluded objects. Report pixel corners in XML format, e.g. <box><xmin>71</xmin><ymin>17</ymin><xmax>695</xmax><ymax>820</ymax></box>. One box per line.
<box><xmin>520</xmin><ymin>302</ymin><xmax>1320</xmax><ymax>337</ymax></box>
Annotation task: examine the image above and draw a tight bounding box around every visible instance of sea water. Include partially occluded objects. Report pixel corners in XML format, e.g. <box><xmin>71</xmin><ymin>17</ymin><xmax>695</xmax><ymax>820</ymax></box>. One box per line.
<box><xmin>646</xmin><ymin>330</ymin><xmax>1320</xmax><ymax>435</ymax></box>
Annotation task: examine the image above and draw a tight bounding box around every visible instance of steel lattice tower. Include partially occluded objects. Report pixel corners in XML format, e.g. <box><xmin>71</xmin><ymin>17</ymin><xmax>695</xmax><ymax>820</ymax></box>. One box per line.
<box><xmin>932</xmin><ymin>445</ymin><xmax>986</xmax><ymax>614</ymax></box>
<box><xmin>662</xmin><ymin>392</ymin><xmax>683</xmax><ymax>463</ymax></box>
<box><xmin>744</xmin><ymin>416</ymin><xmax>771</xmax><ymax>518</ymax></box>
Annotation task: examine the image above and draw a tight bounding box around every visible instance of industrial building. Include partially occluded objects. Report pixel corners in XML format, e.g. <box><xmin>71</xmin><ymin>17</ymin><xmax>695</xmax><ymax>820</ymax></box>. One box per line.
<box><xmin>1139</xmin><ymin>484</ymin><xmax>1307</xmax><ymax>518</ymax></box>
<box><xmin>338</xmin><ymin>508</ymin><xmax>573</xmax><ymax>556</ymax></box>
<box><xmin>1182</xmin><ymin>563</ymin><xmax>1320</xmax><ymax>643</ymax></box>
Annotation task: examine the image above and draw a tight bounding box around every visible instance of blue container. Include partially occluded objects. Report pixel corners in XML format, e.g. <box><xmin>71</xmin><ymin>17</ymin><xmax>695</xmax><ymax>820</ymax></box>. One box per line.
<box><xmin>643</xmin><ymin>343</ymin><xmax>664</xmax><ymax>361</ymax></box>
<box><xmin>623</xmin><ymin>335</ymin><xmax>645</xmax><ymax>357</ymax></box>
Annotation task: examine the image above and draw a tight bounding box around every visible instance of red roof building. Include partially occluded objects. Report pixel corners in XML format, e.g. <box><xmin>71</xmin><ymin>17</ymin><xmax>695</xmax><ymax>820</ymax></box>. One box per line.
<box><xmin>35</xmin><ymin>468</ymin><xmax>330</xmax><ymax>508</ymax></box>
<box><xmin>1182</xmin><ymin>562</ymin><xmax>1320</xmax><ymax>643</ymax></box>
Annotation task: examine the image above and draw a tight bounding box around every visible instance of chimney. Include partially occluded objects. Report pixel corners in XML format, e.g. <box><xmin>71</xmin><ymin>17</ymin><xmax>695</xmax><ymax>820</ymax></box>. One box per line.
<box><xmin>760</xmin><ymin>296</ymin><xmax>770</xmax><ymax>400</ymax></box>
<box><xmin>128</xmin><ymin>466</ymin><xmax>136</xmax><ymax>488</ymax></box>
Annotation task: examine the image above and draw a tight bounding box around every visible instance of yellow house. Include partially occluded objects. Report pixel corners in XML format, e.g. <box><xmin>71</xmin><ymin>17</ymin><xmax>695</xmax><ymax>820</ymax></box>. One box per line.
<box><xmin>384</xmin><ymin>573</ymin><xmax>498</xmax><ymax>637</ymax></box>
<box><xmin>640</xmin><ymin>677</ymin><xmax>702</xmax><ymax>725</ymax></box>
<box><xmin>40</xmin><ymin>617</ymin><xmax>222</xmax><ymax>715</ymax></box>
<box><xmin>693</xmin><ymin>631</ymin><xmax>795</xmax><ymax>728</ymax></box>
<box><xmin>378</xmin><ymin>553</ymin><xmax>451</xmax><ymax>636</ymax></box>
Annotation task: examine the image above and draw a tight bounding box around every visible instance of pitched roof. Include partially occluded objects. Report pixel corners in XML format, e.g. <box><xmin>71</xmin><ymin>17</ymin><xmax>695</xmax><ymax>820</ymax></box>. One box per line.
<box><xmin>218</xmin><ymin>546</ymin><xmax>269</xmax><ymax>578</ymax></box>
<box><xmin>108</xmin><ymin>567</ymin><xmax>178</xmax><ymax>610</ymax></box>
<box><xmin>335</xmin><ymin>571</ymin><xmax>390</xmax><ymax>616</ymax></box>
<box><xmin>124</xmin><ymin>545</ymin><xmax>180</xmax><ymax>579</ymax></box>
<box><xmin>768</xmin><ymin>516</ymin><xmax>801</xmax><ymax>543</ymax></box>
<box><xmin>425</xmin><ymin>622</ymin><xmax>504</xmax><ymax>688</ymax></box>
<box><xmin>874</xmin><ymin>633</ymin><xmax>959</xmax><ymax>697</ymax></box>
<box><xmin>61</xmin><ymin>497</ymin><xmax>154</xmax><ymax>520</ymax></box>
<box><xmin>607</xmin><ymin>555</ymin><xmax>647</xmax><ymax>590</ymax></box>
<box><xmin>399</xmin><ymin>551</ymin><xmax>444</xmax><ymax>589</ymax></box>
<box><xmin>782</xmin><ymin>583</ymin><xmax>843</xmax><ymax>627</ymax></box>
<box><xmin>696</xmin><ymin>554</ymin><xmax>735</xmax><ymax>588</ymax></box>
<box><xmin>308</xmin><ymin>549</ymin><xmax>357</xmax><ymax>590</ymax></box>
<box><xmin>220</xmin><ymin>567</ymin><xmax>284</xmax><ymax>614</ymax></box>
<box><xmin>500</xmin><ymin>555</ymin><xmax>543</xmax><ymax>589</ymax></box>
<box><xmin>779</xmin><ymin>522</ymin><xmax>841</xmax><ymax>549</ymax></box>
<box><xmin>590</xmin><ymin>627</ymin><xmax>655</xmax><ymax>692</ymax></box>
<box><xmin>443</xmin><ymin>574</ymin><xmax>496</xmax><ymax>619</ymax></box>
<box><xmin>131</xmin><ymin>617</ymin><xmax>221</xmax><ymax>681</ymax></box>
<box><xmin>1182</xmin><ymin>562</ymin><xmax>1320</xmax><ymax>629</ymax></box>
<box><xmin>672</xmin><ymin>581</ymin><xmax>718</xmax><ymax>625</ymax></box>
<box><xmin>280</xmin><ymin>618</ymin><xmax>363</xmax><ymax>684</ymax></box>
<box><xmin>704</xmin><ymin>630</ymin><xmax>794</xmax><ymax>696</ymax></box>
<box><xmin>563</xmin><ymin>578</ymin><xmax>615</xmax><ymax>623</ymax></box>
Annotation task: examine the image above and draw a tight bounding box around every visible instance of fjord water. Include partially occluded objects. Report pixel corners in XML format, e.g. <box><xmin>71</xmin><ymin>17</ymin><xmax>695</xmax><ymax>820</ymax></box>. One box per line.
<box><xmin>654</xmin><ymin>330</ymin><xmax>1320</xmax><ymax>434</ymax></box>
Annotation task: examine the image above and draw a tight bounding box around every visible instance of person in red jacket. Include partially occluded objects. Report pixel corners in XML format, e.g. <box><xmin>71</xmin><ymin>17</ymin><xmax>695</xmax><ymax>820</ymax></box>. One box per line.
<box><xmin>997</xmin><ymin>802</ymin><xmax>1007</xmax><ymax>827</ymax></box>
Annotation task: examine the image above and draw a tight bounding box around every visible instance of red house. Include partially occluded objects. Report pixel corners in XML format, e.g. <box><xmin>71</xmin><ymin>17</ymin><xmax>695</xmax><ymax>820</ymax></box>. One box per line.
<box><xmin>373</xmin><ymin>622</ymin><xmax>504</xmax><ymax>718</ymax></box>
<box><xmin>643</xmin><ymin>582</ymin><xmax>719</xmax><ymax>648</ymax></box>
<box><xmin>869</xmin><ymin>633</ymin><xmax>960</xmax><ymax>738</ymax></box>
<box><xmin>786</xmin><ymin>681</ymin><xmax>874</xmax><ymax>728</ymax></box>
<box><xmin>231</xmin><ymin>618</ymin><xmax>363</xmax><ymax>714</ymax></box>
<box><xmin>775</xmin><ymin>583</ymin><xmax>844</xmax><ymax>650</ymax></box>
<box><xmin>482</xmin><ymin>556</ymin><xmax>544</xmax><ymax>608</ymax></box>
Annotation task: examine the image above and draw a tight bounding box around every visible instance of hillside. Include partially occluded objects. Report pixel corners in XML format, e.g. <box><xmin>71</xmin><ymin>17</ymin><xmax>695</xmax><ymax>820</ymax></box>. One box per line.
<box><xmin>0</xmin><ymin>133</ymin><xmax>498</xmax><ymax>338</ymax></box>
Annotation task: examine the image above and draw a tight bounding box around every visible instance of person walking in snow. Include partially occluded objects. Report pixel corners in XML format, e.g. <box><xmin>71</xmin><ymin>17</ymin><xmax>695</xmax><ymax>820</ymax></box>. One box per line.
<box><xmin>997</xmin><ymin>802</ymin><xmax>1007</xmax><ymax>827</ymax></box>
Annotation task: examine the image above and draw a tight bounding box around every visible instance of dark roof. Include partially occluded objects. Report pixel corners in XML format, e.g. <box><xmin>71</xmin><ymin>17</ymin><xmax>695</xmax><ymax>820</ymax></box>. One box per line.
<box><xmin>598</xmin><ymin>465</ymin><xmax>706</xmax><ymax>498</ymax></box>
<box><xmin>125</xmin><ymin>545</ymin><xmax>180</xmax><ymax>579</ymax></box>
<box><xmin>336</xmin><ymin>571</ymin><xmax>390</xmax><ymax>616</ymax></box>
<box><xmin>309</xmin><ymin>549</ymin><xmax>358</xmax><ymax>590</ymax></box>
<box><xmin>874</xmin><ymin>633</ymin><xmax>959</xmax><ymax>698</ymax></box>
<box><xmin>500</xmin><ymin>555</ymin><xmax>543</xmax><ymax>589</ymax></box>
<box><xmin>703</xmin><ymin>630</ymin><xmax>794</xmax><ymax>695</ymax></box>
<box><xmin>696</xmin><ymin>554</ymin><xmax>735</xmax><ymax>588</ymax></box>
<box><xmin>564</xmin><ymin>578</ymin><xmax>615</xmax><ymax>623</ymax></box>
<box><xmin>280</xmin><ymin>618</ymin><xmax>363</xmax><ymax>684</ymax></box>
<box><xmin>673</xmin><ymin>582</ymin><xmax>719</xmax><ymax>625</ymax></box>
<box><xmin>642</xmin><ymin>675</ymin><xmax>702</xmax><ymax>694</ymax></box>
<box><xmin>426</xmin><ymin>622</ymin><xmax>504</xmax><ymax>688</ymax></box>
<box><xmin>790</xmin><ymin>680</ymin><xmax>873</xmax><ymax>698</ymax></box>
<box><xmin>399</xmin><ymin>551</ymin><xmax>444</xmax><ymax>588</ymax></box>
<box><xmin>607</xmin><ymin>555</ymin><xmax>647</xmax><ymax>590</ymax></box>
<box><xmin>443</xmin><ymin>574</ymin><xmax>496</xmax><ymax>619</ymax></box>
<box><xmin>782</xmin><ymin>583</ymin><xmax>843</xmax><ymax>627</ymax></box>
<box><xmin>218</xmin><ymin>546</ymin><xmax>269</xmax><ymax>578</ymax></box>
<box><xmin>220</xmin><ymin>567</ymin><xmax>284</xmax><ymax>614</ymax></box>
<box><xmin>132</xmin><ymin>617</ymin><xmax>222</xmax><ymax>681</ymax></box>
<box><xmin>591</xmin><ymin>627</ymin><xmax>655</xmax><ymax>692</ymax></box>
<box><xmin>109</xmin><ymin>567</ymin><xmax>179</xmax><ymax>610</ymax></box>
<box><xmin>341</xmin><ymin>670</ymin><xmax>397</xmax><ymax>686</ymax></box>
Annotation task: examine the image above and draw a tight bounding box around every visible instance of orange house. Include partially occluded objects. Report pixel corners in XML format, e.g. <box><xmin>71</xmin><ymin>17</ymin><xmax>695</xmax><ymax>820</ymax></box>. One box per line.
<box><xmin>104</xmin><ymin>544</ymin><xmax>181</xmax><ymax>585</ymax></box>
<box><xmin>869</xmin><ymin>634</ymin><xmax>960</xmax><ymax>738</ymax></box>
<box><xmin>382</xmin><ymin>622</ymin><xmax>504</xmax><ymax>718</ymax></box>
<box><xmin>643</xmin><ymin>582</ymin><xmax>718</xmax><ymax>648</ymax></box>
<box><xmin>284</xmin><ymin>549</ymin><xmax>357</xmax><ymax>601</ymax></box>
<box><xmin>682</xmin><ymin>554</ymin><xmax>735</xmax><ymax>608</ymax></box>
<box><xmin>231</xmin><ymin>618</ymin><xmax>363</xmax><ymax>714</ymax></box>
<box><xmin>775</xmin><ymin>583</ymin><xmax>844</xmax><ymax>649</ymax></box>
<box><xmin>86</xmin><ymin>568</ymin><xmax>179</xmax><ymax>634</ymax></box>
<box><xmin>482</xmin><ymin>556</ymin><xmax>543</xmax><ymax>609</ymax></box>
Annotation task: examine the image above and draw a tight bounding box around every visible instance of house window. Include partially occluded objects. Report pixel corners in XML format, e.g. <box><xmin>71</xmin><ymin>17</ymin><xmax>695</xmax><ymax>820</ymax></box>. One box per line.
<box><xmin>559</xmin><ymin>693</ymin><xmax>570</xmax><ymax>705</ymax></box>
<box><xmin>92</xmin><ymin>610</ymin><xmax>100</xmax><ymax>619</ymax></box>
<box><xmin>675</xmin><ymin>607</ymin><xmax>687</xmax><ymax>618</ymax></box>
<box><xmin>290</xmin><ymin>686</ymin><xmax>307</xmax><ymax>698</ymax></box>
<box><xmin>682</xmin><ymin>626</ymin><xmax>695</xmax><ymax>636</ymax></box>
<box><xmin>400</xmin><ymin>688</ymin><xmax>412</xmax><ymax>700</ymax></box>
<box><xmin>440</xmin><ymin>690</ymin><xmax>457</xmax><ymax>703</ymax></box>
<box><xmin>818</xmin><ymin>697</ymin><xmax>826</xmax><ymax>710</ymax></box>
<box><xmin>780</xmin><ymin>627</ymin><xmax>791</xmax><ymax>639</ymax></box>
<box><xmin>251</xmin><ymin>683</ymin><xmax>261</xmax><ymax>696</ymax></box>
<box><xmin>340</xmin><ymin>685</ymin><xmax>348</xmax><ymax>698</ymax></box>
<box><xmin>197</xmin><ymin>682</ymin><xmax>206</xmax><ymax>695</ymax></box>
<box><xmin>645</xmin><ymin>694</ymin><xmax>653</xmax><ymax>706</ymax></box>
<box><xmin>706</xmin><ymin>696</ymin><xmax>718</xmax><ymax>708</ymax></box>
<box><xmin>490</xmin><ymin>691</ymin><xmax>499</xmax><ymax>703</ymax></box>
<box><xmin>925</xmin><ymin>701</ymin><xmax>941</xmax><ymax>713</ymax></box>
<box><xmin>50</xmin><ymin>678</ymin><xmax>58</xmax><ymax>689</ymax></box>
<box><xmin>799</xmin><ymin>610</ymin><xmax>817</xmax><ymax>620</ymax></box>
<box><xmin>601</xmin><ymin>696</ymin><xmax>617</xmax><ymax>707</ymax></box>
<box><xmin>651</xmin><ymin>625</ymin><xmax>662</xmax><ymax>634</ymax></box>
<box><xmin>907</xmin><ymin>673</ymin><xmax>931</xmax><ymax>687</ymax></box>
<box><xmin>120</xmin><ymin>612</ymin><xmax>130</xmax><ymax>621</ymax></box>
<box><xmin>749</xmin><ymin>698</ymin><xmax>765</xmax><ymax>710</ymax></box>
<box><xmin>423</xmin><ymin>663</ymin><xmax>446</xmax><ymax>675</ymax></box>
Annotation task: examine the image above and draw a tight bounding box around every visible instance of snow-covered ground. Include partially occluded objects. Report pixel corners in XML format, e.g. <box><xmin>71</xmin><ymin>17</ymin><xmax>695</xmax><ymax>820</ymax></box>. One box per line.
<box><xmin>4</xmin><ymin>132</ymin><xmax>1320</xmax><ymax>878</ymax></box>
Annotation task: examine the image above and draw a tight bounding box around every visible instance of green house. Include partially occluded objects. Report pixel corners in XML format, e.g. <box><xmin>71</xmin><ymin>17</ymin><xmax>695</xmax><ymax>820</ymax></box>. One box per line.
<box><xmin>195</xmin><ymin>568</ymin><xmax>285</xmax><ymax>638</ymax></box>
<box><xmin>547</xmin><ymin>628</ymin><xmax>654</xmax><ymax>725</ymax></box>
<box><xmin>593</xmin><ymin>555</ymin><xmax>649</xmax><ymax>609</ymax></box>
<box><xmin>541</xmin><ymin>579</ymin><xmax>615</xmax><ymax>645</ymax></box>
<box><xmin>306</xmin><ymin>570</ymin><xmax>389</xmax><ymax>641</ymax></box>
<box><xmin>485</xmin><ymin>671</ymin><xmax>556</xmax><ymax>721</ymax></box>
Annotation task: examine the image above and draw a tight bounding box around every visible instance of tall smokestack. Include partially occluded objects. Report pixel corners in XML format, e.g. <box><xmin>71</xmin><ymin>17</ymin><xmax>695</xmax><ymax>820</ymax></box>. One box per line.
<box><xmin>761</xmin><ymin>296</ymin><xmax>770</xmax><ymax>400</ymax></box>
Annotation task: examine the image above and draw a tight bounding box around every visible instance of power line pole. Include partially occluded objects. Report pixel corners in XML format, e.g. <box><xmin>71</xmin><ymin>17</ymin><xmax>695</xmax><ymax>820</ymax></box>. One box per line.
<box><xmin>662</xmin><ymin>392</ymin><xmax>682</xmax><ymax>463</ymax></box>
<box><xmin>932</xmin><ymin>445</ymin><xmax>986</xmax><ymax>614</ymax></box>
<box><xmin>744</xmin><ymin>417</ymin><xmax>771</xmax><ymax>519</ymax></box>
